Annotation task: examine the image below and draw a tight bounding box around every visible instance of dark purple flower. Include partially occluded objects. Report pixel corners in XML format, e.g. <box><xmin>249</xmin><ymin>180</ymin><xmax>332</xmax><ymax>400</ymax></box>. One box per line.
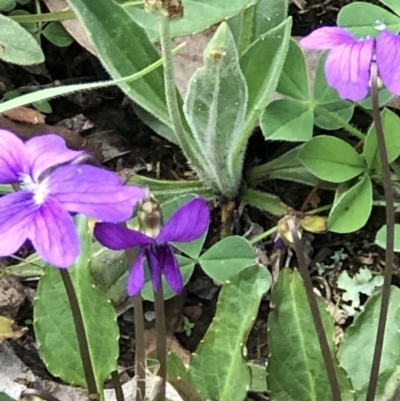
<box><xmin>0</xmin><ymin>129</ymin><xmax>144</xmax><ymax>268</ymax></box>
<box><xmin>300</xmin><ymin>27</ymin><xmax>400</xmax><ymax>101</ymax></box>
<box><xmin>94</xmin><ymin>198</ymin><xmax>210</xmax><ymax>296</ymax></box>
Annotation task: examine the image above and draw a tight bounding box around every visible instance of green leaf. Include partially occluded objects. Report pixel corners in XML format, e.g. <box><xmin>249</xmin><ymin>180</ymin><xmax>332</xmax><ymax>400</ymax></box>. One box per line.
<box><xmin>328</xmin><ymin>174</ymin><xmax>373</xmax><ymax>234</ymax></box>
<box><xmin>66</xmin><ymin>0</ymin><xmax>172</xmax><ymax>135</ymax></box>
<box><xmin>232</xmin><ymin>17</ymin><xmax>291</xmax><ymax>178</ymax></box>
<box><xmin>249</xmin><ymin>363</ymin><xmax>268</xmax><ymax>392</ymax></box>
<box><xmin>161</xmin><ymin>194</ymin><xmax>208</xmax><ymax>260</ymax></box>
<box><xmin>128</xmin><ymin>176</ymin><xmax>213</xmax><ymax>203</ymax></box>
<box><xmin>267</xmin><ymin>268</ymin><xmax>353</xmax><ymax>401</ymax></box>
<box><xmin>248</xmin><ymin>145</ymin><xmax>319</xmax><ymax>187</ymax></box>
<box><xmin>363</xmin><ymin>108</ymin><xmax>400</xmax><ymax>170</ymax></box>
<box><xmin>261</xmin><ymin>99</ymin><xmax>313</xmax><ymax>142</ymax></box>
<box><xmin>240</xmin><ymin>18</ymin><xmax>292</xmax><ymax>130</ymax></box>
<box><xmin>199</xmin><ymin>236</ymin><xmax>255</xmax><ymax>283</ymax></box>
<box><xmin>379</xmin><ymin>0</ymin><xmax>400</xmax><ymax>16</ymax></box>
<box><xmin>337</xmin><ymin>2</ymin><xmax>400</xmax><ymax>38</ymax></box>
<box><xmin>34</xmin><ymin>216</ymin><xmax>119</xmax><ymax>391</ymax></box>
<box><xmin>252</xmin><ymin>0</ymin><xmax>288</xmax><ymax>38</ymax></box>
<box><xmin>239</xmin><ymin>188</ymin><xmax>288</xmax><ymax>216</ymax></box>
<box><xmin>128</xmin><ymin>0</ymin><xmax>259</xmax><ymax>42</ymax></box>
<box><xmin>299</xmin><ymin>136</ymin><xmax>366</xmax><ymax>183</ymax></box>
<box><xmin>0</xmin><ymin>393</ymin><xmax>16</xmax><ymax>401</ymax></box>
<box><xmin>314</xmin><ymin>101</ymin><xmax>355</xmax><ymax>130</ymax></box>
<box><xmin>358</xmin><ymin>88</ymin><xmax>393</xmax><ymax>110</ymax></box>
<box><xmin>375</xmin><ymin>224</ymin><xmax>400</xmax><ymax>251</ymax></box>
<box><xmin>338</xmin><ymin>286</ymin><xmax>400</xmax><ymax>391</ymax></box>
<box><xmin>355</xmin><ymin>365</ymin><xmax>400</xmax><ymax>401</ymax></box>
<box><xmin>183</xmin><ymin>22</ymin><xmax>247</xmax><ymax>197</ymax></box>
<box><xmin>0</xmin><ymin>14</ymin><xmax>44</xmax><ymax>65</ymax></box>
<box><xmin>166</xmin><ymin>352</ymin><xmax>202</xmax><ymax>401</ymax></box>
<box><xmin>337</xmin><ymin>268</ymin><xmax>384</xmax><ymax>316</ymax></box>
<box><xmin>277</xmin><ymin>38</ymin><xmax>310</xmax><ymax>100</ymax></box>
<box><xmin>0</xmin><ymin>0</ymin><xmax>15</xmax><ymax>9</ymax></box>
<box><xmin>43</xmin><ymin>22</ymin><xmax>74</xmax><ymax>47</ymax></box>
<box><xmin>190</xmin><ymin>264</ymin><xmax>271</xmax><ymax>401</ymax></box>
<box><xmin>33</xmin><ymin>99</ymin><xmax>52</xmax><ymax>114</ymax></box>
<box><xmin>141</xmin><ymin>255</ymin><xmax>195</xmax><ymax>301</ymax></box>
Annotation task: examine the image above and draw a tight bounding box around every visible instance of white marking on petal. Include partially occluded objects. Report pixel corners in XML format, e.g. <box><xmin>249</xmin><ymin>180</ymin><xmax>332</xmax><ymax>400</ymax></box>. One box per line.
<box><xmin>19</xmin><ymin>173</ymin><xmax>49</xmax><ymax>205</ymax></box>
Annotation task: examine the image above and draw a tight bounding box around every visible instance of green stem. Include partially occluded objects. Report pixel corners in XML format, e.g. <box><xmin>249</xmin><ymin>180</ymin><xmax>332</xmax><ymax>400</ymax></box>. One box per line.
<box><xmin>158</xmin><ymin>13</ymin><xmax>202</xmax><ymax>171</ymax></box>
<box><xmin>249</xmin><ymin>226</ymin><xmax>277</xmax><ymax>245</ymax></box>
<box><xmin>288</xmin><ymin>218</ymin><xmax>343</xmax><ymax>401</ymax></box>
<box><xmin>59</xmin><ymin>270</ymin><xmax>99</xmax><ymax>401</ymax></box>
<box><xmin>238</xmin><ymin>5</ymin><xmax>255</xmax><ymax>55</ymax></box>
<box><xmin>154</xmin><ymin>285</ymin><xmax>167</xmax><ymax>401</ymax></box>
<box><xmin>10</xmin><ymin>1</ymin><xmax>142</xmax><ymax>23</ymax></box>
<box><xmin>366</xmin><ymin>59</ymin><xmax>395</xmax><ymax>401</ymax></box>
<box><xmin>313</xmin><ymin>104</ymin><xmax>365</xmax><ymax>140</ymax></box>
<box><xmin>111</xmin><ymin>371</ymin><xmax>125</xmax><ymax>401</ymax></box>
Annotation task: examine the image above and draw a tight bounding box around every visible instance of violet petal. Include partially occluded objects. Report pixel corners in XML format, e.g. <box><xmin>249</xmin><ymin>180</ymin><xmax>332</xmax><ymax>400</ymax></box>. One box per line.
<box><xmin>146</xmin><ymin>246</ymin><xmax>162</xmax><ymax>291</ymax></box>
<box><xmin>325</xmin><ymin>39</ymin><xmax>374</xmax><ymax>101</ymax></box>
<box><xmin>47</xmin><ymin>164</ymin><xmax>144</xmax><ymax>222</ymax></box>
<box><xmin>28</xmin><ymin>197</ymin><xmax>79</xmax><ymax>268</ymax></box>
<box><xmin>157</xmin><ymin>198</ymin><xmax>210</xmax><ymax>243</ymax></box>
<box><xmin>161</xmin><ymin>245</ymin><xmax>183</xmax><ymax>293</ymax></box>
<box><xmin>300</xmin><ymin>26</ymin><xmax>355</xmax><ymax>49</ymax></box>
<box><xmin>0</xmin><ymin>191</ymin><xmax>36</xmax><ymax>256</ymax></box>
<box><xmin>26</xmin><ymin>134</ymin><xmax>84</xmax><ymax>181</ymax></box>
<box><xmin>94</xmin><ymin>222</ymin><xmax>152</xmax><ymax>250</ymax></box>
<box><xmin>0</xmin><ymin>129</ymin><xmax>28</xmax><ymax>184</ymax></box>
<box><xmin>127</xmin><ymin>248</ymin><xmax>146</xmax><ymax>296</ymax></box>
<box><xmin>376</xmin><ymin>29</ymin><xmax>400</xmax><ymax>95</ymax></box>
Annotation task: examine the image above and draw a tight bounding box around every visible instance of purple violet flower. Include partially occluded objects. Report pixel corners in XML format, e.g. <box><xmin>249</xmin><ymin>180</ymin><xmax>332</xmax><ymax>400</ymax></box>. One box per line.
<box><xmin>94</xmin><ymin>198</ymin><xmax>210</xmax><ymax>296</ymax></box>
<box><xmin>0</xmin><ymin>129</ymin><xmax>144</xmax><ymax>268</ymax></box>
<box><xmin>300</xmin><ymin>27</ymin><xmax>400</xmax><ymax>101</ymax></box>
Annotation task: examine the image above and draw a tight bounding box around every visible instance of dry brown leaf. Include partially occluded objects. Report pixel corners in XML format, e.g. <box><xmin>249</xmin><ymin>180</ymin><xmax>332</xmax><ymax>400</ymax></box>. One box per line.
<box><xmin>0</xmin><ymin>316</ymin><xmax>26</xmax><ymax>343</ymax></box>
<box><xmin>2</xmin><ymin>107</ymin><xmax>45</xmax><ymax>124</ymax></box>
<box><xmin>0</xmin><ymin>115</ymin><xmax>100</xmax><ymax>157</ymax></box>
<box><xmin>145</xmin><ymin>328</ymin><xmax>191</xmax><ymax>366</ymax></box>
<box><xmin>43</xmin><ymin>0</ymin><xmax>97</xmax><ymax>55</ymax></box>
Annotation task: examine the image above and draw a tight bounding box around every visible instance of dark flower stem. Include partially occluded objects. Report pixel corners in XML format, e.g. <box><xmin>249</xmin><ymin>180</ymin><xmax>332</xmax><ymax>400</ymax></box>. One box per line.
<box><xmin>154</xmin><ymin>283</ymin><xmax>167</xmax><ymax>401</ymax></box>
<box><xmin>288</xmin><ymin>218</ymin><xmax>342</xmax><ymax>401</ymax></box>
<box><xmin>133</xmin><ymin>294</ymin><xmax>146</xmax><ymax>401</ymax></box>
<box><xmin>125</xmin><ymin>248</ymin><xmax>146</xmax><ymax>401</ymax></box>
<box><xmin>59</xmin><ymin>269</ymin><xmax>99</xmax><ymax>401</ymax></box>
<box><xmin>366</xmin><ymin>61</ymin><xmax>395</xmax><ymax>401</ymax></box>
<box><xmin>111</xmin><ymin>370</ymin><xmax>125</xmax><ymax>401</ymax></box>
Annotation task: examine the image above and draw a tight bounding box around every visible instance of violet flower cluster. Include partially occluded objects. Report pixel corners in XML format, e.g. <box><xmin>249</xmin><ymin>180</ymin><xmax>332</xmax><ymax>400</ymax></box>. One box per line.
<box><xmin>0</xmin><ymin>128</ymin><xmax>210</xmax><ymax>295</ymax></box>
<box><xmin>301</xmin><ymin>27</ymin><xmax>400</xmax><ymax>101</ymax></box>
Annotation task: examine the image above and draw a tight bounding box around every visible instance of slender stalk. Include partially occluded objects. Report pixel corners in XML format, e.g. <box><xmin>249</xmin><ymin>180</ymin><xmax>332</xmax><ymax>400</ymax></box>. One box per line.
<box><xmin>125</xmin><ymin>248</ymin><xmax>146</xmax><ymax>401</ymax></box>
<box><xmin>366</xmin><ymin>61</ymin><xmax>395</xmax><ymax>401</ymax></box>
<box><xmin>154</xmin><ymin>284</ymin><xmax>167</xmax><ymax>401</ymax></box>
<box><xmin>133</xmin><ymin>294</ymin><xmax>146</xmax><ymax>401</ymax></box>
<box><xmin>111</xmin><ymin>370</ymin><xmax>125</xmax><ymax>401</ymax></box>
<box><xmin>158</xmin><ymin>13</ymin><xmax>202</xmax><ymax>170</ymax></box>
<box><xmin>288</xmin><ymin>218</ymin><xmax>343</xmax><ymax>401</ymax></box>
<box><xmin>59</xmin><ymin>270</ymin><xmax>99</xmax><ymax>401</ymax></box>
<box><xmin>249</xmin><ymin>226</ymin><xmax>278</xmax><ymax>245</ymax></box>
<box><xmin>313</xmin><ymin>104</ymin><xmax>366</xmax><ymax>140</ymax></box>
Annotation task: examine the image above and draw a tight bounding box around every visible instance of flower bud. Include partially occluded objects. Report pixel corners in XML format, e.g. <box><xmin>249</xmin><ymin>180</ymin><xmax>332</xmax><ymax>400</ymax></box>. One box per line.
<box><xmin>138</xmin><ymin>194</ymin><xmax>163</xmax><ymax>238</ymax></box>
<box><xmin>144</xmin><ymin>0</ymin><xmax>183</xmax><ymax>19</ymax></box>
